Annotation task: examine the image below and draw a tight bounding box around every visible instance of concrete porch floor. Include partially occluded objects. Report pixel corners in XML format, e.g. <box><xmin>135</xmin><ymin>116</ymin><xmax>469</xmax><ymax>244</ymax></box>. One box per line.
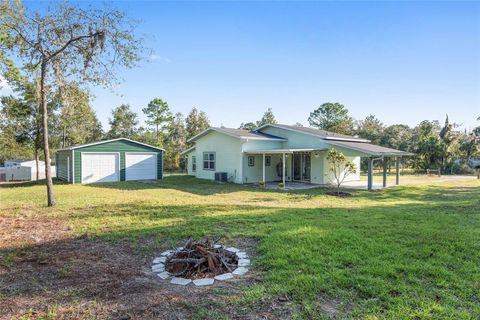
<box><xmin>251</xmin><ymin>181</ymin><xmax>323</xmax><ymax>190</ymax></box>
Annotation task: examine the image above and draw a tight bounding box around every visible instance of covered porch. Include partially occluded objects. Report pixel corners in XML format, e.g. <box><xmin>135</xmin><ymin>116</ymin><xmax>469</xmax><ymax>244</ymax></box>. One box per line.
<box><xmin>244</xmin><ymin>149</ymin><xmax>326</xmax><ymax>185</ymax></box>
<box><xmin>325</xmin><ymin>139</ymin><xmax>414</xmax><ymax>191</ymax></box>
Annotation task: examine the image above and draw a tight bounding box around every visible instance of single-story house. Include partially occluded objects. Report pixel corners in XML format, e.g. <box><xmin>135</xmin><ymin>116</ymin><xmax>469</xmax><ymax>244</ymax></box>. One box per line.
<box><xmin>56</xmin><ymin>138</ymin><xmax>164</xmax><ymax>184</ymax></box>
<box><xmin>182</xmin><ymin>124</ymin><xmax>412</xmax><ymax>190</ymax></box>
<box><xmin>0</xmin><ymin>160</ymin><xmax>54</xmax><ymax>182</ymax></box>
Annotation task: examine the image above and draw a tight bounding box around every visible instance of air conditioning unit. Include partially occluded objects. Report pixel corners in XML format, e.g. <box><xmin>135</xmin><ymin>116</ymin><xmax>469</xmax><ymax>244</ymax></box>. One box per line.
<box><xmin>214</xmin><ymin>172</ymin><xmax>228</xmax><ymax>182</ymax></box>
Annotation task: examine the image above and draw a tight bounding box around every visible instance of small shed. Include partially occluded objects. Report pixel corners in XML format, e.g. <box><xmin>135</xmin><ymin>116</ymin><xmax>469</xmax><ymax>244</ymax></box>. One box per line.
<box><xmin>56</xmin><ymin>138</ymin><xmax>164</xmax><ymax>184</ymax></box>
<box><xmin>0</xmin><ymin>160</ymin><xmax>53</xmax><ymax>181</ymax></box>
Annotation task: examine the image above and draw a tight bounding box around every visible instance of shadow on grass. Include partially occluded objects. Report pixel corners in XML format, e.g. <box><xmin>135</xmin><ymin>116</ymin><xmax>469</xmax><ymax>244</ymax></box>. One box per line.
<box><xmin>83</xmin><ymin>175</ymin><xmax>256</xmax><ymax>195</ymax></box>
<box><xmin>1</xmin><ymin>198</ymin><xmax>479</xmax><ymax>319</ymax></box>
<box><xmin>0</xmin><ymin>178</ymin><xmax>68</xmax><ymax>189</ymax></box>
<box><xmin>83</xmin><ymin>175</ymin><xmax>480</xmax><ymax>200</ymax></box>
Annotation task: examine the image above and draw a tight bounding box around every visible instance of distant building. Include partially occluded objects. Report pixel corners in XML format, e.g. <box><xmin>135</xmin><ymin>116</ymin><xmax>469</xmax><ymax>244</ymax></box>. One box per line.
<box><xmin>0</xmin><ymin>160</ymin><xmax>55</xmax><ymax>182</ymax></box>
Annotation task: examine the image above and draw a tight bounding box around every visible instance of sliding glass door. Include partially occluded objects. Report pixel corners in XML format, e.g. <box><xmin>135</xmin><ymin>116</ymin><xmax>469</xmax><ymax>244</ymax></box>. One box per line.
<box><xmin>293</xmin><ymin>152</ymin><xmax>311</xmax><ymax>182</ymax></box>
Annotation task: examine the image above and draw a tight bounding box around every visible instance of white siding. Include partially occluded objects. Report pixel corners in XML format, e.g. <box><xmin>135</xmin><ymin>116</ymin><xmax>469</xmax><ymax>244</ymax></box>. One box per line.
<box><xmin>191</xmin><ymin>132</ymin><xmax>243</xmax><ymax>183</ymax></box>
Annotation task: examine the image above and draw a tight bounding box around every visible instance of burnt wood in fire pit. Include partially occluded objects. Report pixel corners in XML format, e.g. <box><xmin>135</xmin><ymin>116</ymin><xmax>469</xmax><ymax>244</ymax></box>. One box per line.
<box><xmin>165</xmin><ymin>238</ymin><xmax>239</xmax><ymax>279</ymax></box>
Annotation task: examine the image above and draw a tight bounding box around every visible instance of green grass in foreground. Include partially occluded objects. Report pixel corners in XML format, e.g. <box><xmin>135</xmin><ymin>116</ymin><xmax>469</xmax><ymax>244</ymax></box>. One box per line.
<box><xmin>1</xmin><ymin>176</ymin><xmax>479</xmax><ymax>319</ymax></box>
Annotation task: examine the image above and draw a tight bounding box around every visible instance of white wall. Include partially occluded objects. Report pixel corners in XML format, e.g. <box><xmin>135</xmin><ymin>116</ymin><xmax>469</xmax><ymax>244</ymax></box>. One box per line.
<box><xmin>323</xmin><ymin>155</ymin><xmax>360</xmax><ymax>185</ymax></box>
<box><xmin>190</xmin><ymin>132</ymin><xmax>243</xmax><ymax>183</ymax></box>
<box><xmin>310</xmin><ymin>151</ymin><xmax>325</xmax><ymax>184</ymax></box>
<box><xmin>2</xmin><ymin>165</ymin><xmax>55</xmax><ymax>181</ymax></box>
<box><xmin>243</xmin><ymin>153</ymin><xmax>292</xmax><ymax>183</ymax></box>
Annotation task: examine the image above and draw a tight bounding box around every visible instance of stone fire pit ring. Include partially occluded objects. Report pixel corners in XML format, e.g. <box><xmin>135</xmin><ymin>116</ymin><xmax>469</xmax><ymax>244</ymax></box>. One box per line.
<box><xmin>151</xmin><ymin>245</ymin><xmax>250</xmax><ymax>286</ymax></box>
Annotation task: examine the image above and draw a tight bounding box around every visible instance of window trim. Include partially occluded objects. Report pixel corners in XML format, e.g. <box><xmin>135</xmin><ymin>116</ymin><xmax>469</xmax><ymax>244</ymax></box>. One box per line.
<box><xmin>248</xmin><ymin>156</ymin><xmax>255</xmax><ymax>167</ymax></box>
<box><xmin>203</xmin><ymin>152</ymin><xmax>216</xmax><ymax>171</ymax></box>
<box><xmin>265</xmin><ymin>155</ymin><xmax>271</xmax><ymax>166</ymax></box>
<box><xmin>192</xmin><ymin>156</ymin><xmax>196</xmax><ymax>172</ymax></box>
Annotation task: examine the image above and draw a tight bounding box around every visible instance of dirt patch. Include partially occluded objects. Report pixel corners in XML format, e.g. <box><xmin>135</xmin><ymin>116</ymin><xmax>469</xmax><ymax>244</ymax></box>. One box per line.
<box><xmin>325</xmin><ymin>191</ymin><xmax>352</xmax><ymax>198</ymax></box>
<box><xmin>0</xmin><ymin>216</ymin><xmax>71</xmax><ymax>249</ymax></box>
<box><xmin>315</xmin><ymin>296</ymin><xmax>353</xmax><ymax>318</ymax></box>
<box><xmin>0</xmin><ymin>217</ymin><xmax>285</xmax><ymax>319</ymax></box>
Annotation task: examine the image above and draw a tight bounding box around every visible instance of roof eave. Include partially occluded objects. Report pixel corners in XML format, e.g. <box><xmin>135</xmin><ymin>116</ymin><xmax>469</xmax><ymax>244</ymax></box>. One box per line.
<box><xmin>324</xmin><ymin>136</ymin><xmax>371</xmax><ymax>143</ymax></box>
<box><xmin>57</xmin><ymin>138</ymin><xmax>165</xmax><ymax>152</ymax></box>
<box><xmin>180</xmin><ymin>146</ymin><xmax>196</xmax><ymax>155</ymax></box>
<box><xmin>241</xmin><ymin>137</ymin><xmax>288</xmax><ymax>141</ymax></box>
<box><xmin>324</xmin><ymin>140</ymin><xmax>413</xmax><ymax>157</ymax></box>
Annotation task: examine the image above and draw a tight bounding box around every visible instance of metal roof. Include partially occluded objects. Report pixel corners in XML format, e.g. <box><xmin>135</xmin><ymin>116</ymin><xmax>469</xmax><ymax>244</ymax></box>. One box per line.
<box><xmin>255</xmin><ymin>124</ymin><xmax>370</xmax><ymax>142</ymax></box>
<box><xmin>187</xmin><ymin>127</ymin><xmax>288</xmax><ymax>143</ymax></box>
<box><xmin>325</xmin><ymin>140</ymin><xmax>413</xmax><ymax>156</ymax></box>
<box><xmin>180</xmin><ymin>146</ymin><xmax>196</xmax><ymax>155</ymax></box>
<box><xmin>56</xmin><ymin>138</ymin><xmax>165</xmax><ymax>152</ymax></box>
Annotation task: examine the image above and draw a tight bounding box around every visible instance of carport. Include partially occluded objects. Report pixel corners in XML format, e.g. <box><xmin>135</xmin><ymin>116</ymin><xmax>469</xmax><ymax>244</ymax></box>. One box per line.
<box><xmin>324</xmin><ymin>140</ymin><xmax>414</xmax><ymax>191</ymax></box>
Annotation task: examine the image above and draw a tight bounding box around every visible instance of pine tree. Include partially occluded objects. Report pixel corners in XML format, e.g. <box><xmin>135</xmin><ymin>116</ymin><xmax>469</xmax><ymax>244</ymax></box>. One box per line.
<box><xmin>186</xmin><ymin>107</ymin><xmax>210</xmax><ymax>141</ymax></box>
<box><xmin>142</xmin><ymin>98</ymin><xmax>173</xmax><ymax>146</ymax></box>
<box><xmin>257</xmin><ymin>107</ymin><xmax>277</xmax><ymax>127</ymax></box>
<box><xmin>164</xmin><ymin>112</ymin><xmax>187</xmax><ymax>170</ymax></box>
<box><xmin>107</xmin><ymin>104</ymin><xmax>139</xmax><ymax>139</ymax></box>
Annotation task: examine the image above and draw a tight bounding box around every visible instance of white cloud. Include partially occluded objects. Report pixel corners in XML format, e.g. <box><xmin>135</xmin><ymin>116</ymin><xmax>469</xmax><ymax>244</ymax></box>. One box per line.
<box><xmin>149</xmin><ymin>54</ymin><xmax>172</xmax><ymax>63</ymax></box>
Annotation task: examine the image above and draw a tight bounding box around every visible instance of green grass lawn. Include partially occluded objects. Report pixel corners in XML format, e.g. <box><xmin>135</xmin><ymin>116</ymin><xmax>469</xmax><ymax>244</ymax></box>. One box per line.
<box><xmin>1</xmin><ymin>176</ymin><xmax>479</xmax><ymax>319</ymax></box>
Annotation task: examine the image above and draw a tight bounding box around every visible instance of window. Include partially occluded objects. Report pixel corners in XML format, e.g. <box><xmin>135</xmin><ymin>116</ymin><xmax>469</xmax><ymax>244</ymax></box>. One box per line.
<box><xmin>265</xmin><ymin>156</ymin><xmax>271</xmax><ymax>166</ymax></box>
<box><xmin>192</xmin><ymin>156</ymin><xmax>196</xmax><ymax>172</ymax></box>
<box><xmin>248</xmin><ymin>156</ymin><xmax>255</xmax><ymax>167</ymax></box>
<box><xmin>203</xmin><ymin>152</ymin><xmax>215</xmax><ymax>170</ymax></box>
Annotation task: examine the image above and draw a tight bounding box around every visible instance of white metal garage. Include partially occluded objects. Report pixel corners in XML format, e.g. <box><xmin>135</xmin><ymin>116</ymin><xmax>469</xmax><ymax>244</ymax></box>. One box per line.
<box><xmin>125</xmin><ymin>152</ymin><xmax>157</xmax><ymax>181</ymax></box>
<box><xmin>81</xmin><ymin>152</ymin><xmax>120</xmax><ymax>183</ymax></box>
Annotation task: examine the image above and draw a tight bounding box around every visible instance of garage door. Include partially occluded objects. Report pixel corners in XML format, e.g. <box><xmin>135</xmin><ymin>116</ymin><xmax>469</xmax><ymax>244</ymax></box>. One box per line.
<box><xmin>125</xmin><ymin>153</ymin><xmax>157</xmax><ymax>181</ymax></box>
<box><xmin>81</xmin><ymin>153</ymin><xmax>119</xmax><ymax>183</ymax></box>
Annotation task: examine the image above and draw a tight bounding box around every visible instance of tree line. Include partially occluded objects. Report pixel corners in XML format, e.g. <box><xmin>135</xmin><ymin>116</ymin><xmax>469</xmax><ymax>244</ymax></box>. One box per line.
<box><xmin>0</xmin><ymin>84</ymin><xmax>211</xmax><ymax>171</ymax></box>
<box><xmin>2</xmin><ymin>90</ymin><xmax>479</xmax><ymax>176</ymax></box>
<box><xmin>1</xmin><ymin>2</ymin><xmax>478</xmax><ymax>208</ymax></box>
<box><xmin>306</xmin><ymin>103</ymin><xmax>480</xmax><ymax>173</ymax></box>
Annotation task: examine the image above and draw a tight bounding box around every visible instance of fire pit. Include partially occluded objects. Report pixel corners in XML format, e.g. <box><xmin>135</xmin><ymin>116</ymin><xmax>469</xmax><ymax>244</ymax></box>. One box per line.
<box><xmin>151</xmin><ymin>238</ymin><xmax>250</xmax><ymax>286</ymax></box>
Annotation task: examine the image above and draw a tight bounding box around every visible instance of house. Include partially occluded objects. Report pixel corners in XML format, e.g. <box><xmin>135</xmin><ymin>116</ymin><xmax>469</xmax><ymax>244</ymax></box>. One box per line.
<box><xmin>182</xmin><ymin>124</ymin><xmax>412</xmax><ymax>190</ymax></box>
<box><xmin>56</xmin><ymin>138</ymin><xmax>164</xmax><ymax>184</ymax></box>
<box><xmin>0</xmin><ymin>160</ymin><xmax>54</xmax><ymax>182</ymax></box>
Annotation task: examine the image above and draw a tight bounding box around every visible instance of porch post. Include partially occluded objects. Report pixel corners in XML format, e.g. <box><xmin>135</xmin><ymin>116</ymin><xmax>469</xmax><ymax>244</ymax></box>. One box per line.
<box><xmin>395</xmin><ymin>156</ymin><xmax>400</xmax><ymax>185</ymax></box>
<box><xmin>262</xmin><ymin>153</ymin><xmax>266</xmax><ymax>183</ymax></box>
<box><xmin>367</xmin><ymin>157</ymin><xmax>373</xmax><ymax>191</ymax></box>
<box><xmin>382</xmin><ymin>157</ymin><xmax>387</xmax><ymax>188</ymax></box>
<box><xmin>282</xmin><ymin>153</ymin><xmax>286</xmax><ymax>186</ymax></box>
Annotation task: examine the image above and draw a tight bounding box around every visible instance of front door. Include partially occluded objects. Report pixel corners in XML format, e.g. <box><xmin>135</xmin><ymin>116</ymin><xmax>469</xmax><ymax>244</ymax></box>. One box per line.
<box><xmin>293</xmin><ymin>152</ymin><xmax>311</xmax><ymax>182</ymax></box>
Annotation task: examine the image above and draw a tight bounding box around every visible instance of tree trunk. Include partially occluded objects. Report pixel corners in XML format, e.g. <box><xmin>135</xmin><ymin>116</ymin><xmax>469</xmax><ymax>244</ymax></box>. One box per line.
<box><xmin>35</xmin><ymin>148</ymin><xmax>39</xmax><ymax>181</ymax></box>
<box><xmin>35</xmin><ymin>73</ymin><xmax>41</xmax><ymax>182</ymax></box>
<box><xmin>40</xmin><ymin>60</ymin><xmax>55</xmax><ymax>207</ymax></box>
<box><xmin>62</xmin><ymin>126</ymin><xmax>66</xmax><ymax>148</ymax></box>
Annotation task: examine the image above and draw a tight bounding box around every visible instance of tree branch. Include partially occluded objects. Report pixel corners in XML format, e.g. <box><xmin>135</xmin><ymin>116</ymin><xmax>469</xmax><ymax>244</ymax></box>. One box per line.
<box><xmin>47</xmin><ymin>30</ymin><xmax>104</xmax><ymax>61</ymax></box>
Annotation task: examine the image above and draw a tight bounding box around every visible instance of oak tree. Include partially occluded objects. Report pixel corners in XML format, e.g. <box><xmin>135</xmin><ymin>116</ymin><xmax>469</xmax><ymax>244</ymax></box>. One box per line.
<box><xmin>1</xmin><ymin>1</ymin><xmax>143</xmax><ymax>205</ymax></box>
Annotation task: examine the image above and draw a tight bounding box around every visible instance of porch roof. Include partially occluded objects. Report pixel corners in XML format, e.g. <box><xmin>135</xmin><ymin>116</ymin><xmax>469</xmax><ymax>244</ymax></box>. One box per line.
<box><xmin>244</xmin><ymin>148</ymin><xmax>325</xmax><ymax>154</ymax></box>
<box><xmin>325</xmin><ymin>140</ymin><xmax>414</xmax><ymax>157</ymax></box>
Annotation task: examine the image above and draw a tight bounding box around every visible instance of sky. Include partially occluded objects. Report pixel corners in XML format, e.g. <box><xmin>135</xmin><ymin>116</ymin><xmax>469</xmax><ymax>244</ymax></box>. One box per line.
<box><xmin>4</xmin><ymin>1</ymin><xmax>480</xmax><ymax>132</ymax></box>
